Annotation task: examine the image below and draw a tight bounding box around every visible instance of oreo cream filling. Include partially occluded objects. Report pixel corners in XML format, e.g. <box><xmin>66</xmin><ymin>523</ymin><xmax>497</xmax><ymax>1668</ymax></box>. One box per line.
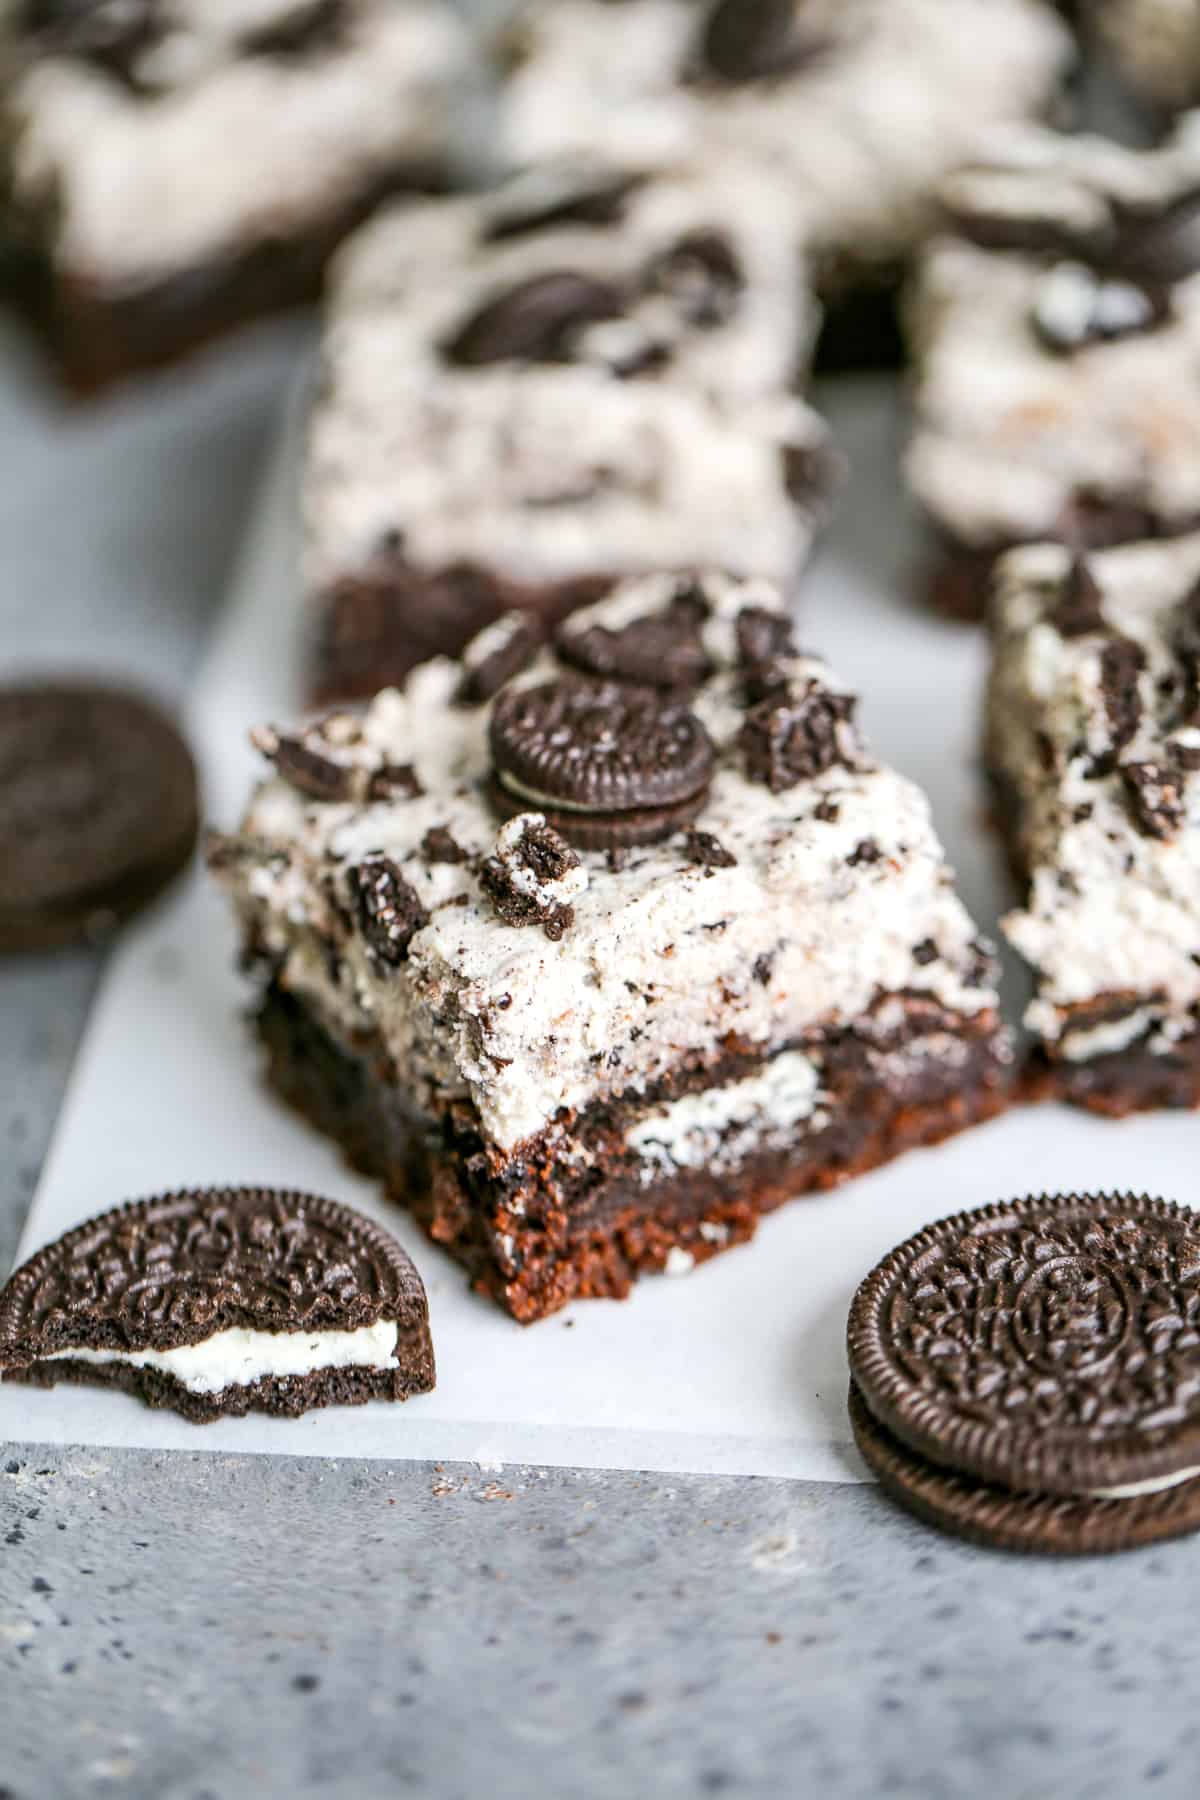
<box><xmin>39</xmin><ymin>1320</ymin><xmax>400</xmax><ymax>1397</ymax></box>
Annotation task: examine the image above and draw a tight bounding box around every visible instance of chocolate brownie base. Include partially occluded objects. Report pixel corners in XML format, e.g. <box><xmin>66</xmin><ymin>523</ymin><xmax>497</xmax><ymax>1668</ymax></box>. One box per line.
<box><xmin>849</xmin><ymin>1381</ymin><xmax>1200</xmax><ymax>1555</ymax></box>
<box><xmin>925</xmin><ymin>502</ymin><xmax>1200</xmax><ymax>622</ymax></box>
<box><xmin>13</xmin><ymin>1346</ymin><xmax>433</xmax><ymax>1423</ymax></box>
<box><xmin>987</xmin><ymin>763</ymin><xmax>1200</xmax><ymax>1116</ymax></box>
<box><xmin>257</xmin><ymin>983</ymin><xmax>1011</xmax><ymax>1323</ymax></box>
<box><xmin>15</xmin><ymin>158</ymin><xmax>446</xmax><ymax>397</ymax></box>
<box><xmin>312</xmin><ymin>565</ymin><xmax>616</xmax><ymax>705</ymax></box>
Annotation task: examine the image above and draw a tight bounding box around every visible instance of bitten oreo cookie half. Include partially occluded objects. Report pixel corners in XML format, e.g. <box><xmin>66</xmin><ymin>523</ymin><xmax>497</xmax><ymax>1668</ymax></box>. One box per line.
<box><xmin>489</xmin><ymin>675</ymin><xmax>714</xmax><ymax>848</ymax></box>
<box><xmin>847</xmin><ymin>1194</ymin><xmax>1200</xmax><ymax>1554</ymax></box>
<box><xmin>0</xmin><ymin>684</ymin><xmax>199</xmax><ymax>950</ymax></box>
<box><xmin>0</xmin><ymin>1187</ymin><xmax>436</xmax><ymax>1423</ymax></box>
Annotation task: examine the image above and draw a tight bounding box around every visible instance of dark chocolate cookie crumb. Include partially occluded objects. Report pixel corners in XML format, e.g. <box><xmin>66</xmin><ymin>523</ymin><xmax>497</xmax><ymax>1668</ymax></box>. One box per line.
<box><xmin>1052</xmin><ymin>556</ymin><xmax>1107</xmax><ymax>638</ymax></box>
<box><xmin>348</xmin><ymin>854</ymin><xmax>427</xmax><ymax>969</ymax></box>
<box><xmin>368</xmin><ymin>763</ymin><xmax>423</xmax><ymax>802</ymax></box>
<box><xmin>848</xmin><ymin>839</ymin><xmax>884</xmax><ymax>867</ymax></box>
<box><xmin>421</xmin><ymin>827</ymin><xmax>469</xmax><ymax>865</ymax></box>
<box><xmin>741</xmin><ymin>679</ymin><xmax>856</xmax><ymax>793</ymax></box>
<box><xmin>645</xmin><ymin>229</ymin><xmax>743</xmax><ymax>328</ymax></box>
<box><xmin>683</xmin><ymin>829</ymin><xmax>737</xmax><ymax>869</ymax></box>
<box><xmin>252</xmin><ymin>725</ymin><xmax>355</xmax><ymax>803</ymax></box>
<box><xmin>481</xmin><ymin>166</ymin><xmax>641</xmax><ymax>243</ymax></box>
<box><xmin>813</xmin><ymin>797</ymin><xmax>841</xmax><ymax>823</ymax></box>
<box><xmin>912</xmin><ymin>939</ymin><xmax>939</xmax><ymax>966</ymax></box>
<box><xmin>698</xmin><ymin>0</ymin><xmax>831</xmax><ymax>85</ymax></box>
<box><xmin>736</xmin><ymin>605</ymin><xmax>796</xmax><ymax>671</ymax></box>
<box><xmin>241</xmin><ymin>0</ymin><xmax>347</xmax><ymax>58</ymax></box>
<box><xmin>1100</xmin><ymin>636</ymin><xmax>1146</xmax><ymax>760</ymax></box>
<box><xmin>443</xmin><ymin>272</ymin><xmax>626</xmax><ymax>367</ymax></box>
<box><xmin>752</xmin><ymin>951</ymin><xmax>775</xmax><ymax>987</ymax></box>
<box><xmin>1121</xmin><ymin>757</ymin><xmax>1188</xmax><ymax>839</ymax></box>
<box><xmin>479</xmin><ymin>817</ymin><xmax>582</xmax><ymax>940</ymax></box>
<box><xmin>458</xmin><ymin>615</ymin><xmax>543</xmax><ymax>705</ymax></box>
<box><xmin>557</xmin><ymin>585</ymin><xmax>711</xmax><ymax>691</ymax></box>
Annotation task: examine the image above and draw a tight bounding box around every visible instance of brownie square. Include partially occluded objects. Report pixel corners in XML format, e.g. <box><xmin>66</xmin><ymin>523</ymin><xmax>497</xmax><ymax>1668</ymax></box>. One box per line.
<box><xmin>1</xmin><ymin>0</ymin><xmax>474</xmax><ymax>391</ymax></box>
<box><xmin>987</xmin><ymin>535</ymin><xmax>1200</xmax><ymax>1111</ymax></box>
<box><xmin>906</xmin><ymin>120</ymin><xmax>1200</xmax><ymax>618</ymax></box>
<box><xmin>212</xmin><ymin>570</ymin><xmax>1012</xmax><ymax>1321</ymax></box>
<box><xmin>497</xmin><ymin>0</ymin><xmax>1071</xmax><ymax>315</ymax></box>
<box><xmin>304</xmin><ymin>155</ymin><xmax>831</xmax><ymax>702</ymax></box>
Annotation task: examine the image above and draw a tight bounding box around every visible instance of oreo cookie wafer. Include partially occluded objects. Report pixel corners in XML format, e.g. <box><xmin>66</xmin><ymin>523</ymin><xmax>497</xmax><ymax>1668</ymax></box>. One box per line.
<box><xmin>847</xmin><ymin>1194</ymin><xmax>1200</xmax><ymax>1554</ymax></box>
<box><xmin>0</xmin><ymin>684</ymin><xmax>198</xmax><ymax>951</ymax></box>
<box><xmin>0</xmin><ymin>1187</ymin><xmax>436</xmax><ymax>1423</ymax></box>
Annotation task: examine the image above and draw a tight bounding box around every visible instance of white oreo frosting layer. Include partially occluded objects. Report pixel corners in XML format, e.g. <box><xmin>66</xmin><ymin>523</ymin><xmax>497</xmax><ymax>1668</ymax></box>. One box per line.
<box><xmin>7</xmin><ymin>0</ymin><xmax>473</xmax><ymax>281</ymax></box>
<box><xmin>498</xmin><ymin>0</ymin><xmax>1070</xmax><ymax>264</ymax></box>
<box><xmin>907</xmin><ymin>118</ymin><xmax>1200</xmax><ymax>550</ymax></box>
<box><xmin>215</xmin><ymin>571</ymin><xmax>1003</xmax><ymax>1157</ymax></box>
<box><xmin>41</xmin><ymin>1320</ymin><xmax>400</xmax><ymax>1397</ymax></box>
<box><xmin>305</xmin><ymin>157</ymin><xmax>825</xmax><ymax>597</ymax></box>
<box><xmin>987</xmin><ymin>535</ymin><xmax>1200</xmax><ymax>1057</ymax></box>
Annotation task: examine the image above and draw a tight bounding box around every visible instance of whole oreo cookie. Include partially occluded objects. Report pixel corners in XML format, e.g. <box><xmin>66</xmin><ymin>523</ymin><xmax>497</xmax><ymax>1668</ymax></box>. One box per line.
<box><xmin>847</xmin><ymin>1193</ymin><xmax>1200</xmax><ymax>1553</ymax></box>
<box><xmin>0</xmin><ymin>1186</ymin><xmax>435</xmax><ymax>1423</ymax></box>
<box><xmin>0</xmin><ymin>684</ymin><xmax>199</xmax><ymax>951</ymax></box>
<box><xmin>489</xmin><ymin>677</ymin><xmax>714</xmax><ymax>847</ymax></box>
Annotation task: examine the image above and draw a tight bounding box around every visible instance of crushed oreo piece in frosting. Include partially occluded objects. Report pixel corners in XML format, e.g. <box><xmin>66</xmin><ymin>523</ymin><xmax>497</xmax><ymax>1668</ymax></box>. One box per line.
<box><xmin>683</xmin><ymin>829</ymin><xmax>737</xmax><ymax>869</ymax></box>
<box><xmin>741</xmin><ymin>678</ymin><xmax>856</xmax><ymax>792</ymax></box>
<box><xmin>348</xmin><ymin>853</ymin><xmax>427</xmax><ymax>969</ymax></box>
<box><xmin>479</xmin><ymin>814</ymin><xmax>587</xmax><ymax>940</ymax></box>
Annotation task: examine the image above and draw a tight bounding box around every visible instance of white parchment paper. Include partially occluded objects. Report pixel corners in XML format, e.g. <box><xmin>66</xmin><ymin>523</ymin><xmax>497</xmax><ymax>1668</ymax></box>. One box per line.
<box><xmin>2</xmin><ymin>374</ymin><xmax>1194</xmax><ymax>1478</ymax></box>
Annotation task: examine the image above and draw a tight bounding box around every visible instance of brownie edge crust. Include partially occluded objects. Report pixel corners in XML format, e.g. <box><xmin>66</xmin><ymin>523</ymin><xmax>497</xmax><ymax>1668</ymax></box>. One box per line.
<box><xmin>257</xmin><ymin>983</ymin><xmax>1011</xmax><ymax>1324</ymax></box>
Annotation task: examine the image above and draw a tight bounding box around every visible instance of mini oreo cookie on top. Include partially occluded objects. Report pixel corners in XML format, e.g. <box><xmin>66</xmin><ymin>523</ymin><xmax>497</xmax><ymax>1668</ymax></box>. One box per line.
<box><xmin>0</xmin><ymin>1187</ymin><xmax>436</xmax><ymax>1423</ymax></box>
<box><xmin>847</xmin><ymin>1193</ymin><xmax>1200</xmax><ymax>1554</ymax></box>
<box><xmin>488</xmin><ymin>674</ymin><xmax>716</xmax><ymax>849</ymax></box>
<box><xmin>0</xmin><ymin>683</ymin><xmax>198</xmax><ymax>951</ymax></box>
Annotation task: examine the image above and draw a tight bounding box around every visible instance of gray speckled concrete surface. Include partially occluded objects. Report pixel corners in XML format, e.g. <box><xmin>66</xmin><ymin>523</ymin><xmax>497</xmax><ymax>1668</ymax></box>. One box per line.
<box><xmin>3</xmin><ymin>314</ymin><xmax>1200</xmax><ymax>1800</ymax></box>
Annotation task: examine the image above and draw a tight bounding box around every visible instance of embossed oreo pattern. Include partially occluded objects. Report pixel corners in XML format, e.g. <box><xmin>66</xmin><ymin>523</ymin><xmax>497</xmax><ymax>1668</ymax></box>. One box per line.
<box><xmin>0</xmin><ymin>1187</ymin><xmax>429</xmax><ymax>1360</ymax></box>
<box><xmin>848</xmin><ymin>1194</ymin><xmax>1200</xmax><ymax>1496</ymax></box>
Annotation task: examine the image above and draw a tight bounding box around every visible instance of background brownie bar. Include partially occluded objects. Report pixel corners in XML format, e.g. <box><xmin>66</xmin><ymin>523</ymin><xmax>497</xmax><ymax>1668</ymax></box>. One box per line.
<box><xmin>212</xmin><ymin>570</ymin><xmax>1011</xmax><ymax>1322</ymax></box>
<box><xmin>496</xmin><ymin>0</ymin><xmax>1072</xmax><ymax>360</ymax></box>
<box><xmin>906</xmin><ymin>120</ymin><xmax>1200</xmax><ymax>620</ymax></box>
<box><xmin>1</xmin><ymin>0</ymin><xmax>473</xmax><ymax>392</ymax></box>
<box><xmin>1090</xmin><ymin>0</ymin><xmax>1200</xmax><ymax>120</ymax></box>
<box><xmin>986</xmin><ymin>535</ymin><xmax>1200</xmax><ymax>1112</ymax></box>
<box><xmin>305</xmin><ymin>157</ymin><xmax>831</xmax><ymax>703</ymax></box>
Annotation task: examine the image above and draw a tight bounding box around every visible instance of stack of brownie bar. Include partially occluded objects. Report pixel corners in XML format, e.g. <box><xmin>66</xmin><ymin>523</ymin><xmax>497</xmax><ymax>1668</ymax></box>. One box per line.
<box><xmin>0</xmin><ymin>0</ymin><xmax>474</xmax><ymax>390</ymax></box>
<box><xmin>211</xmin><ymin>572</ymin><xmax>1012</xmax><ymax>1321</ymax></box>
<box><xmin>906</xmin><ymin>118</ymin><xmax>1200</xmax><ymax>618</ymax></box>
<box><xmin>305</xmin><ymin>155</ymin><xmax>832</xmax><ymax>700</ymax></box>
<box><xmin>303</xmin><ymin>0</ymin><xmax>1073</xmax><ymax>694</ymax></box>
<box><xmin>497</xmin><ymin>0</ymin><xmax>1073</xmax><ymax>303</ymax></box>
<box><xmin>987</xmin><ymin>534</ymin><xmax>1200</xmax><ymax>1114</ymax></box>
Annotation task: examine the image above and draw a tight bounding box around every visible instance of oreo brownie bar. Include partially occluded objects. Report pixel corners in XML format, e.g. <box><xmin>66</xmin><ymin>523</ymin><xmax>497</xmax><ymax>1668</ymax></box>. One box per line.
<box><xmin>1</xmin><ymin>0</ymin><xmax>472</xmax><ymax>391</ymax></box>
<box><xmin>986</xmin><ymin>534</ymin><xmax>1200</xmax><ymax>1112</ymax></box>
<box><xmin>212</xmin><ymin>570</ymin><xmax>1012</xmax><ymax>1323</ymax></box>
<box><xmin>497</xmin><ymin>0</ymin><xmax>1071</xmax><ymax>328</ymax></box>
<box><xmin>306</xmin><ymin>156</ymin><xmax>829</xmax><ymax>702</ymax></box>
<box><xmin>0</xmin><ymin>1187</ymin><xmax>435</xmax><ymax>1422</ymax></box>
<box><xmin>906</xmin><ymin>120</ymin><xmax>1200</xmax><ymax>619</ymax></box>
